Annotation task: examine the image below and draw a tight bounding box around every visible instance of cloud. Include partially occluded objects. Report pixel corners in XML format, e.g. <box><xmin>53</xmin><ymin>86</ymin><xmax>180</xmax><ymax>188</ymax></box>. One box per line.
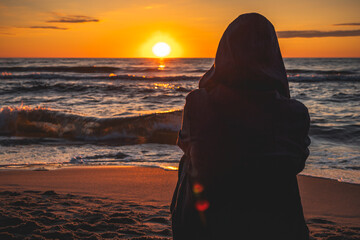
<box><xmin>0</xmin><ymin>32</ymin><xmax>14</xmax><ymax>35</ymax></box>
<box><xmin>0</xmin><ymin>26</ymin><xmax>14</xmax><ymax>35</ymax></box>
<box><xmin>333</xmin><ymin>23</ymin><xmax>360</xmax><ymax>26</ymax></box>
<box><xmin>277</xmin><ymin>30</ymin><xmax>360</xmax><ymax>38</ymax></box>
<box><xmin>47</xmin><ymin>15</ymin><xmax>99</xmax><ymax>23</ymax></box>
<box><xmin>26</xmin><ymin>26</ymin><xmax>68</xmax><ymax>30</ymax></box>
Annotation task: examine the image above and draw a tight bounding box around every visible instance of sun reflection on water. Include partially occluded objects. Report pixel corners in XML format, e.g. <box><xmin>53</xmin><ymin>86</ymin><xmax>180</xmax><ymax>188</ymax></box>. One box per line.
<box><xmin>158</xmin><ymin>64</ymin><xmax>165</xmax><ymax>70</ymax></box>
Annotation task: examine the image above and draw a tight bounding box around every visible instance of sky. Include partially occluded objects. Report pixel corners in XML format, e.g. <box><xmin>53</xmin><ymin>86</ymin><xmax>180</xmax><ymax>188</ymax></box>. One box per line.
<box><xmin>0</xmin><ymin>0</ymin><xmax>359</xmax><ymax>58</ymax></box>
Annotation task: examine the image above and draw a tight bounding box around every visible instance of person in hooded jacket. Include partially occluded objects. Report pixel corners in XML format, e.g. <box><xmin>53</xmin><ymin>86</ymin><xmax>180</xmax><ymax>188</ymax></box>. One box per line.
<box><xmin>170</xmin><ymin>13</ymin><xmax>311</xmax><ymax>240</ymax></box>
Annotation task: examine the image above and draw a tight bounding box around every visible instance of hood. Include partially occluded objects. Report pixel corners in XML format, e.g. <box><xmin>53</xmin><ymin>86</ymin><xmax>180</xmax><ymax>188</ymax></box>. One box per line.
<box><xmin>199</xmin><ymin>13</ymin><xmax>290</xmax><ymax>98</ymax></box>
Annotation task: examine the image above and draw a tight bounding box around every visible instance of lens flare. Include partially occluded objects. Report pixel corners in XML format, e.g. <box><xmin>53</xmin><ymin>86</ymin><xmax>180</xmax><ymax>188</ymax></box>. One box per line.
<box><xmin>195</xmin><ymin>200</ymin><xmax>210</xmax><ymax>212</ymax></box>
<box><xmin>193</xmin><ymin>183</ymin><xmax>204</xmax><ymax>194</ymax></box>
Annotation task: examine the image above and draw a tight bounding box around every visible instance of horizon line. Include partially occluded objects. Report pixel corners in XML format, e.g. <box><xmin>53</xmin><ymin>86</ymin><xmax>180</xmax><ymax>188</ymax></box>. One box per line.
<box><xmin>0</xmin><ymin>56</ymin><xmax>360</xmax><ymax>59</ymax></box>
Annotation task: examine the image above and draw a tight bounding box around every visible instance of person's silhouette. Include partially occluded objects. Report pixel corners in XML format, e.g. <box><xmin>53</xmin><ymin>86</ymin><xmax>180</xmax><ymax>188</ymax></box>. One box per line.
<box><xmin>171</xmin><ymin>13</ymin><xmax>310</xmax><ymax>240</ymax></box>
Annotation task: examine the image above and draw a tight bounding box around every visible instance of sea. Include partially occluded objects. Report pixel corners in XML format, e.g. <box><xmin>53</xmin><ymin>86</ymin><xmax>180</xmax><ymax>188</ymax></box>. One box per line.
<box><xmin>0</xmin><ymin>58</ymin><xmax>359</xmax><ymax>184</ymax></box>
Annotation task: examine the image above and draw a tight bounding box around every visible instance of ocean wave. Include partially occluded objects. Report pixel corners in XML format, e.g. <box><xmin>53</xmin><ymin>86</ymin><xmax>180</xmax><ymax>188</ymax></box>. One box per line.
<box><xmin>0</xmin><ymin>137</ymin><xmax>63</xmax><ymax>146</ymax></box>
<box><xmin>0</xmin><ymin>66</ymin><xmax>121</xmax><ymax>73</ymax></box>
<box><xmin>2</xmin><ymin>72</ymin><xmax>360</xmax><ymax>82</ymax></box>
<box><xmin>3</xmin><ymin>66</ymin><xmax>356</xmax><ymax>75</ymax></box>
<box><xmin>0</xmin><ymin>82</ymin><xmax>191</xmax><ymax>95</ymax></box>
<box><xmin>68</xmin><ymin>153</ymin><xmax>177</xmax><ymax>165</ymax></box>
<box><xmin>0</xmin><ymin>82</ymin><xmax>126</xmax><ymax>94</ymax></box>
<box><xmin>0</xmin><ymin>106</ymin><xmax>182</xmax><ymax>145</ymax></box>
<box><xmin>0</xmin><ymin>65</ymin><xmax>178</xmax><ymax>74</ymax></box>
<box><xmin>330</xmin><ymin>92</ymin><xmax>360</xmax><ymax>102</ymax></box>
<box><xmin>287</xmin><ymin>69</ymin><xmax>356</xmax><ymax>75</ymax></box>
<box><xmin>0</xmin><ymin>73</ymin><xmax>199</xmax><ymax>81</ymax></box>
<box><xmin>310</xmin><ymin>124</ymin><xmax>360</xmax><ymax>145</ymax></box>
<box><xmin>287</xmin><ymin>75</ymin><xmax>360</xmax><ymax>82</ymax></box>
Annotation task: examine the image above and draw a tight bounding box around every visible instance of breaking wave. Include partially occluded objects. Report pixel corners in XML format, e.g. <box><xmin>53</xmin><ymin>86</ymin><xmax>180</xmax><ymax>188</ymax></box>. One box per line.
<box><xmin>0</xmin><ymin>106</ymin><xmax>182</xmax><ymax>145</ymax></box>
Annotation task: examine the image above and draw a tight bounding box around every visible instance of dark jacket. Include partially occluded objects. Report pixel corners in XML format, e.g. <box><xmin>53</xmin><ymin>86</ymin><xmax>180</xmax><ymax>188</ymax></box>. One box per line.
<box><xmin>171</xmin><ymin>13</ymin><xmax>311</xmax><ymax>240</ymax></box>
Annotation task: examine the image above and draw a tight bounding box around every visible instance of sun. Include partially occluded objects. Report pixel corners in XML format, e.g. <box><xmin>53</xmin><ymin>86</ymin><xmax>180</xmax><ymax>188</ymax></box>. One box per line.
<box><xmin>152</xmin><ymin>42</ymin><xmax>171</xmax><ymax>57</ymax></box>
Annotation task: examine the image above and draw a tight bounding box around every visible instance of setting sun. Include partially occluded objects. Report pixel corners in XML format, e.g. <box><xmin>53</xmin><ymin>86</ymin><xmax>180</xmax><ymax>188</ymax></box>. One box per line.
<box><xmin>152</xmin><ymin>42</ymin><xmax>171</xmax><ymax>58</ymax></box>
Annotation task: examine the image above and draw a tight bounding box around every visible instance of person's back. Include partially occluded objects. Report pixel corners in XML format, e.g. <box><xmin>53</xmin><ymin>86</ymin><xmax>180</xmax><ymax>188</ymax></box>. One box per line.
<box><xmin>171</xmin><ymin>13</ymin><xmax>310</xmax><ymax>240</ymax></box>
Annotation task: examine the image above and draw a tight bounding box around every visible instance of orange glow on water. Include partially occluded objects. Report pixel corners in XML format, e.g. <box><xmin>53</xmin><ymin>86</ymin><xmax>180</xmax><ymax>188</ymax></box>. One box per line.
<box><xmin>164</xmin><ymin>166</ymin><xmax>178</xmax><ymax>171</ymax></box>
<box><xmin>0</xmin><ymin>104</ymin><xmax>49</xmax><ymax>113</ymax></box>
<box><xmin>153</xmin><ymin>83</ymin><xmax>172</xmax><ymax>89</ymax></box>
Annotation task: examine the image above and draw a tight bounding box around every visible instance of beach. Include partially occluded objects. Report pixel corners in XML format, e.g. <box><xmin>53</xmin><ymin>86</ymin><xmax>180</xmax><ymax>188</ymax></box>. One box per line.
<box><xmin>0</xmin><ymin>166</ymin><xmax>359</xmax><ymax>239</ymax></box>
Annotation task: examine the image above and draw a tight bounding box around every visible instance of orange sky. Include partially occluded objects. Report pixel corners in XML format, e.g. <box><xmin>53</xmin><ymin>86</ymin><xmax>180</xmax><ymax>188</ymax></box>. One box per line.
<box><xmin>0</xmin><ymin>0</ymin><xmax>359</xmax><ymax>58</ymax></box>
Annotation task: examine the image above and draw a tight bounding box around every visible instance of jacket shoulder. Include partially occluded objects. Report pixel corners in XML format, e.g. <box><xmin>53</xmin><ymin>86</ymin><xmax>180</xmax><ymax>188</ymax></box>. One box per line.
<box><xmin>276</xmin><ymin>94</ymin><xmax>309</xmax><ymax>116</ymax></box>
<box><xmin>185</xmin><ymin>88</ymin><xmax>208</xmax><ymax>102</ymax></box>
<box><xmin>288</xmin><ymin>99</ymin><xmax>309</xmax><ymax>119</ymax></box>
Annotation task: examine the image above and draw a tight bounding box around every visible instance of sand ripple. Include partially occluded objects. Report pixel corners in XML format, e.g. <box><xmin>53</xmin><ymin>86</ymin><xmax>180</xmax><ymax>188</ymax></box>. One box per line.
<box><xmin>0</xmin><ymin>190</ymin><xmax>359</xmax><ymax>239</ymax></box>
<box><xmin>0</xmin><ymin>190</ymin><xmax>172</xmax><ymax>239</ymax></box>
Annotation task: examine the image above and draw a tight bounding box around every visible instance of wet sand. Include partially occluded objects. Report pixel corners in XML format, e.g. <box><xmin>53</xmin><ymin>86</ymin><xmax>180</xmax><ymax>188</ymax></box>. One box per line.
<box><xmin>0</xmin><ymin>166</ymin><xmax>359</xmax><ymax>239</ymax></box>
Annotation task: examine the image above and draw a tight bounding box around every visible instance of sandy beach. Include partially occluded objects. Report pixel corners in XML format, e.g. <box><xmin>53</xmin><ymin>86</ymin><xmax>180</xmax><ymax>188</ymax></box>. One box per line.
<box><xmin>0</xmin><ymin>166</ymin><xmax>359</xmax><ymax>239</ymax></box>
